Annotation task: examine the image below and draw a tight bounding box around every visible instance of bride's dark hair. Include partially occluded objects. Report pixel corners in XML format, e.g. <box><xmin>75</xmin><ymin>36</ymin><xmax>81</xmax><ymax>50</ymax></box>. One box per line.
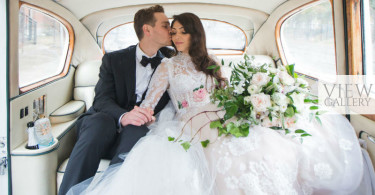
<box><xmin>171</xmin><ymin>13</ymin><xmax>225</xmax><ymax>87</ymax></box>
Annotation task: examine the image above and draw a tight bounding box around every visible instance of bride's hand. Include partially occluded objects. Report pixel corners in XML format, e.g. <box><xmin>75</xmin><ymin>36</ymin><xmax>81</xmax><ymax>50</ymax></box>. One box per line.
<box><xmin>146</xmin><ymin>108</ymin><xmax>156</xmax><ymax>126</ymax></box>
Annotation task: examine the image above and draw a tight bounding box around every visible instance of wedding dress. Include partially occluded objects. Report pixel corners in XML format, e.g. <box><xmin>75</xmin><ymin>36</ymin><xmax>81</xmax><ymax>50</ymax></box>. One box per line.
<box><xmin>68</xmin><ymin>52</ymin><xmax>363</xmax><ymax>195</ymax></box>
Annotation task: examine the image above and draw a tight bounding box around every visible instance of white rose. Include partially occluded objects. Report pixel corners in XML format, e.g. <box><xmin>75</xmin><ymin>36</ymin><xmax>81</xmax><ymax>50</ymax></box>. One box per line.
<box><xmin>277</xmin><ymin>84</ymin><xmax>284</xmax><ymax>93</ymax></box>
<box><xmin>297</xmin><ymin>87</ymin><xmax>309</xmax><ymax>93</ymax></box>
<box><xmin>234</xmin><ymin>85</ymin><xmax>245</xmax><ymax>95</ymax></box>
<box><xmin>284</xmin><ymin>86</ymin><xmax>297</xmax><ymax>94</ymax></box>
<box><xmin>285</xmin><ymin>116</ymin><xmax>297</xmax><ymax>128</ymax></box>
<box><xmin>273</xmin><ymin>75</ymin><xmax>280</xmax><ymax>84</ymax></box>
<box><xmin>250</xmin><ymin>72</ymin><xmax>271</xmax><ymax>87</ymax></box>
<box><xmin>261</xmin><ymin>117</ymin><xmax>273</xmax><ymax>127</ymax></box>
<box><xmin>290</xmin><ymin>92</ymin><xmax>306</xmax><ymax>112</ymax></box>
<box><xmin>271</xmin><ymin>106</ymin><xmax>280</xmax><ymax>112</ymax></box>
<box><xmin>278</xmin><ymin>71</ymin><xmax>295</xmax><ymax>85</ymax></box>
<box><xmin>296</xmin><ymin>78</ymin><xmax>309</xmax><ymax>87</ymax></box>
<box><xmin>261</xmin><ymin>117</ymin><xmax>281</xmax><ymax>127</ymax></box>
<box><xmin>279</xmin><ymin>104</ymin><xmax>288</xmax><ymax>112</ymax></box>
<box><xmin>247</xmin><ymin>85</ymin><xmax>259</xmax><ymax>94</ymax></box>
<box><xmin>244</xmin><ymin>96</ymin><xmax>252</xmax><ymax>104</ymax></box>
<box><xmin>268</xmin><ymin>67</ymin><xmax>278</xmax><ymax>74</ymax></box>
<box><xmin>250</xmin><ymin>93</ymin><xmax>271</xmax><ymax>112</ymax></box>
<box><xmin>272</xmin><ymin>93</ymin><xmax>289</xmax><ymax>106</ymax></box>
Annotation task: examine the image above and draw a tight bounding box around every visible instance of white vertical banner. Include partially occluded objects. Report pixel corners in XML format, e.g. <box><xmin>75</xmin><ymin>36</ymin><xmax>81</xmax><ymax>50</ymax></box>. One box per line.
<box><xmin>0</xmin><ymin>0</ymin><xmax>9</xmax><ymax>193</ymax></box>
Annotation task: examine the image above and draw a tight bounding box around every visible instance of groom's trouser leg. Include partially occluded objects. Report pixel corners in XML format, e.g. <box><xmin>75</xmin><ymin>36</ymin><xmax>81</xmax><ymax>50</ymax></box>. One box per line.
<box><xmin>58</xmin><ymin>112</ymin><xmax>117</xmax><ymax>195</ymax></box>
<box><xmin>110</xmin><ymin>125</ymin><xmax>149</xmax><ymax>165</ymax></box>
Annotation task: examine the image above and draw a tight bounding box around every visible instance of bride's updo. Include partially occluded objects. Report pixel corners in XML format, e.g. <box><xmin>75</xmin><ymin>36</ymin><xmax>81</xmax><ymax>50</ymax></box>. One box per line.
<box><xmin>171</xmin><ymin>13</ymin><xmax>226</xmax><ymax>88</ymax></box>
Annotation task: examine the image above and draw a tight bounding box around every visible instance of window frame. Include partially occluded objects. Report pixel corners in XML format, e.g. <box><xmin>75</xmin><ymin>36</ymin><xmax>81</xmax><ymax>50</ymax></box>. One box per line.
<box><xmin>355</xmin><ymin>0</ymin><xmax>375</xmax><ymax>121</ymax></box>
<box><xmin>101</xmin><ymin>18</ymin><xmax>247</xmax><ymax>55</ymax></box>
<box><xmin>18</xmin><ymin>2</ymin><xmax>74</xmax><ymax>93</ymax></box>
<box><xmin>275</xmin><ymin>0</ymin><xmax>337</xmax><ymax>80</ymax></box>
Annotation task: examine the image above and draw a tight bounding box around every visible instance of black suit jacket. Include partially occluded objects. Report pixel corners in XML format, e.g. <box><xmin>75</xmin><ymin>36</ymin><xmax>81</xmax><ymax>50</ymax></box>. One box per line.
<box><xmin>86</xmin><ymin>45</ymin><xmax>171</xmax><ymax>122</ymax></box>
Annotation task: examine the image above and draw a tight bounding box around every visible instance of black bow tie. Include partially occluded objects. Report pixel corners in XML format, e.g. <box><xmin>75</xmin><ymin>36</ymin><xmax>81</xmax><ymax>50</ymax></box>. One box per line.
<box><xmin>140</xmin><ymin>55</ymin><xmax>162</xmax><ymax>69</ymax></box>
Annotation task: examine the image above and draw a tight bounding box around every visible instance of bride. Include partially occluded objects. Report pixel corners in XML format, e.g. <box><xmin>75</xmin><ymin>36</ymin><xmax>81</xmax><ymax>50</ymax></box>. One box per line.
<box><xmin>68</xmin><ymin>12</ymin><xmax>363</xmax><ymax>195</ymax></box>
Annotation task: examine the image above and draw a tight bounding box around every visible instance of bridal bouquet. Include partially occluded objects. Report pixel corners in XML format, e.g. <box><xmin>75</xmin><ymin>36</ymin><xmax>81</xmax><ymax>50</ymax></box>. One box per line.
<box><xmin>209</xmin><ymin>55</ymin><xmax>322</xmax><ymax>142</ymax></box>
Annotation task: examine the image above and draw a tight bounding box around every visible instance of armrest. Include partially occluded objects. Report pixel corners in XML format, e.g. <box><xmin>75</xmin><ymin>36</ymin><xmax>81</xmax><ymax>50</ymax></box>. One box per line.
<box><xmin>50</xmin><ymin>100</ymin><xmax>85</xmax><ymax>124</ymax></box>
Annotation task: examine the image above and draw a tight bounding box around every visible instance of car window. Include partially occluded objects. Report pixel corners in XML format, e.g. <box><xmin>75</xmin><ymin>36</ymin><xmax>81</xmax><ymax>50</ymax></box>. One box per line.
<box><xmin>19</xmin><ymin>5</ymin><xmax>71</xmax><ymax>89</ymax></box>
<box><xmin>103</xmin><ymin>19</ymin><xmax>249</xmax><ymax>54</ymax></box>
<box><xmin>363</xmin><ymin>0</ymin><xmax>375</xmax><ymax>76</ymax></box>
<box><xmin>279</xmin><ymin>0</ymin><xmax>336</xmax><ymax>81</ymax></box>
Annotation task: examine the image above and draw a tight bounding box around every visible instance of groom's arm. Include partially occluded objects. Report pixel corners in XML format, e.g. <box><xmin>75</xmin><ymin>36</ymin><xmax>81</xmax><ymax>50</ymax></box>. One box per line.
<box><xmin>93</xmin><ymin>53</ymin><xmax>153</xmax><ymax>126</ymax></box>
<box><xmin>92</xmin><ymin>53</ymin><xmax>128</xmax><ymax>121</ymax></box>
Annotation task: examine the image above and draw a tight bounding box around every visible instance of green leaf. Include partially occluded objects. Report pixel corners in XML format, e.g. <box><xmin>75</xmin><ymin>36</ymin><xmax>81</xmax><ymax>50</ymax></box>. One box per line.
<box><xmin>270</xmin><ymin>126</ymin><xmax>283</xmax><ymax>130</ymax></box>
<box><xmin>285</xmin><ymin>128</ymin><xmax>291</xmax><ymax>134</ymax></box>
<box><xmin>295</xmin><ymin>129</ymin><xmax>305</xmax><ymax>134</ymax></box>
<box><xmin>214</xmin><ymin>78</ymin><xmax>219</xmax><ymax>86</ymax></box>
<box><xmin>201</xmin><ymin>140</ymin><xmax>210</xmax><ymax>148</ymax></box>
<box><xmin>315</xmin><ymin>116</ymin><xmax>322</xmax><ymax>125</ymax></box>
<box><xmin>312</xmin><ymin>99</ymin><xmax>319</xmax><ymax>104</ymax></box>
<box><xmin>304</xmin><ymin>99</ymin><xmax>312</xmax><ymax>103</ymax></box>
<box><xmin>239</xmin><ymin>123</ymin><xmax>250</xmax><ymax>137</ymax></box>
<box><xmin>168</xmin><ymin>136</ymin><xmax>175</xmax><ymax>141</ymax></box>
<box><xmin>227</xmin><ymin>122</ymin><xmax>242</xmax><ymax>137</ymax></box>
<box><xmin>284</xmin><ymin>106</ymin><xmax>295</xmax><ymax>117</ymax></box>
<box><xmin>207</xmin><ymin>65</ymin><xmax>217</xmax><ymax>70</ymax></box>
<box><xmin>210</xmin><ymin>120</ymin><xmax>223</xmax><ymax>129</ymax></box>
<box><xmin>286</xmin><ymin>64</ymin><xmax>295</xmax><ymax>77</ymax></box>
<box><xmin>301</xmin><ymin>133</ymin><xmax>312</xmax><ymax>137</ymax></box>
<box><xmin>221</xmin><ymin>59</ymin><xmax>225</xmax><ymax>66</ymax></box>
<box><xmin>264</xmin><ymin>83</ymin><xmax>275</xmax><ymax>93</ymax></box>
<box><xmin>178</xmin><ymin>101</ymin><xmax>182</xmax><ymax>109</ymax></box>
<box><xmin>224</xmin><ymin>102</ymin><xmax>238</xmax><ymax>120</ymax></box>
<box><xmin>309</xmin><ymin>113</ymin><xmax>314</xmax><ymax>122</ymax></box>
<box><xmin>181</xmin><ymin>141</ymin><xmax>191</xmax><ymax>151</ymax></box>
<box><xmin>218</xmin><ymin>127</ymin><xmax>227</xmax><ymax>136</ymax></box>
<box><xmin>310</xmin><ymin>106</ymin><xmax>319</xmax><ymax>110</ymax></box>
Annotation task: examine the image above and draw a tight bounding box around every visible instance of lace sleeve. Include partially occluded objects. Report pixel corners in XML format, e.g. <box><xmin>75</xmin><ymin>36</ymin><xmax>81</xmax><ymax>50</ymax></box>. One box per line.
<box><xmin>140</xmin><ymin>61</ymin><xmax>169</xmax><ymax>110</ymax></box>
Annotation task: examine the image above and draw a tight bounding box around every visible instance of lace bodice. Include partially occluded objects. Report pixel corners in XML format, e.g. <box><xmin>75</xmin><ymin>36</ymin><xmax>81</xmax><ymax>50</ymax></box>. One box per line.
<box><xmin>141</xmin><ymin>52</ymin><xmax>216</xmax><ymax>118</ymax></box>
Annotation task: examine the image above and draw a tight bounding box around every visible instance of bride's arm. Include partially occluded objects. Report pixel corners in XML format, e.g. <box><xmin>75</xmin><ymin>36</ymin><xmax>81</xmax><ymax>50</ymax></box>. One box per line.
<box><xmin>140</xmin><ymin>61</ymin><xmax>170</xmax><ymax>112</ymax></box>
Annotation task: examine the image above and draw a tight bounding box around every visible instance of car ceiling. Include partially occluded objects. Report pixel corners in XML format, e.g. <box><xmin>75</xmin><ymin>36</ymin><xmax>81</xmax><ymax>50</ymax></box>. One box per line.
<box><xmin>54</xmin><ymin>0</ymin><xmax>289</xmax><ymax>20</ymax></box>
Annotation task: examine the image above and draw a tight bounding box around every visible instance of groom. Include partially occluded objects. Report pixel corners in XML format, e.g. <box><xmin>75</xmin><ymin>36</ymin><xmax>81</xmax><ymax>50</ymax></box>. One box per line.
<box><xmin>59</xmin><ymin>5</ymin><xmax>172</xmax><ymax>195</ymax></box>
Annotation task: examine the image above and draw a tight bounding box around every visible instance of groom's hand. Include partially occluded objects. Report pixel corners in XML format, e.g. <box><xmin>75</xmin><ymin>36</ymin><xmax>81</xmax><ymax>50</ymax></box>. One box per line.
<box><xmin>120</xmin><ymin>106</ymin><xmax>153</xmax><ymax>127</ymax></box>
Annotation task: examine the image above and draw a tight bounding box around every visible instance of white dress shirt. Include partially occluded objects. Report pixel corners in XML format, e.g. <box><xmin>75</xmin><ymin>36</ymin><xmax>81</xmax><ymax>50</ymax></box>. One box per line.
<box><xmin>118</xmin><ymin>44</ymin><xmax>160</xmax><ymax>127</ymax></box>
<box><xmin>135</xmin><ymin>44</ymin><xmax>158</xmax><ymax>102</ymax></box>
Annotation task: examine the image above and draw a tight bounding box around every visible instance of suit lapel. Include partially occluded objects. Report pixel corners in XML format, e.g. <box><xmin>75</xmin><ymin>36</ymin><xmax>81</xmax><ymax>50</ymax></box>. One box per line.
<box><xmin>124</xmin><ymin>46</ymin><xmax>137</xmax><ymax>107</ymax></box>
<box><xmin>122</xmin><ymin>47</ymin><xmax>167</xmax><ymax>107</ymax></box>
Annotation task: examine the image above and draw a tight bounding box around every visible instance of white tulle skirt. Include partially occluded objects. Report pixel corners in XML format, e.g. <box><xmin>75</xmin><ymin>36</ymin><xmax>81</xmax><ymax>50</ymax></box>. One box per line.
<box><xmin>68</xmin><ymin>103</ymin><xmax>365</xmax><ymax>195</ymax></box>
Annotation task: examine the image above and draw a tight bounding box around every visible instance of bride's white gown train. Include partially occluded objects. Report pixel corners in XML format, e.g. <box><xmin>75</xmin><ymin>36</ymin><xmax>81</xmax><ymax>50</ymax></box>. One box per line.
<box><xmin>68</xmin><ymin>53</ymin><xmax>363</xmax><ymax>195</ymax></box>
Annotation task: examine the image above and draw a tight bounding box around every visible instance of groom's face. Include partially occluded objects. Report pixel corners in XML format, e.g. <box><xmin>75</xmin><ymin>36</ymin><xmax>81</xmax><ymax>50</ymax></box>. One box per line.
<box><xmin>150</xmin><ymin>12</ymin><xmax>172</xmax><ymax>47</ymax></box>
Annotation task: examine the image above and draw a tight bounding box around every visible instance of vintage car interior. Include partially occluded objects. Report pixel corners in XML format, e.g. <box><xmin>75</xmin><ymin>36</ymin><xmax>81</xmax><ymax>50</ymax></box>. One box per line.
<box><xmin>0</xmin><ymin>0</ymin><xmax>374</xmax><ymax>194</ymax></box>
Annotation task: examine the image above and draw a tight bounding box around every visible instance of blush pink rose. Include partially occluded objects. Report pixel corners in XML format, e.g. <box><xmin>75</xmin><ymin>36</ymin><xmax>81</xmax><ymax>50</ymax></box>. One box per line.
<box><xmin>193</xmin><ymin>88</ymin><xmax>207</xmax><ymax>102</ymax></box>
<box><xmin>181</xmin><ymin>100</ymin><xmax>189</xmax><ymax>108</ymax></box>
<box><xmin>285</xmin><ymin>117</ymin><xmax>296</xmax><ymax>128</ymax></box>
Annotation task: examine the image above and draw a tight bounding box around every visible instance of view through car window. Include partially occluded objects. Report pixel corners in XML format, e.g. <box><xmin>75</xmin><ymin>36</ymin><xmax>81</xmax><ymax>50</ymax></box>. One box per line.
<box><xmin>18</xmin><ymin>5</ymin><xmax>69</xmax><ymax>88</ymax></box>
<box><xmin>280</xmin><ymin>0</ymin><xmax>336</xmax><ymax>80</ymax></box>
<box><xmin>364</xmin><ymin>0</ymin><xmax>375</xmax><ymax>75</ymax></box>
<box><xmin>103</xmin><ymin>19</ymin><xmax>248</xmax><ymax>54</ymax></box>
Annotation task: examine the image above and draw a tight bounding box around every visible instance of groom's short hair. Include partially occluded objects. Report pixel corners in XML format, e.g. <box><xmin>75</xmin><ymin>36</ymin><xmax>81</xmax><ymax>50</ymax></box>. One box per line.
<box><xmin>134</xmin><ymin>5</ymin><xmax>165</xmax><ymax>40</ymax></box>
